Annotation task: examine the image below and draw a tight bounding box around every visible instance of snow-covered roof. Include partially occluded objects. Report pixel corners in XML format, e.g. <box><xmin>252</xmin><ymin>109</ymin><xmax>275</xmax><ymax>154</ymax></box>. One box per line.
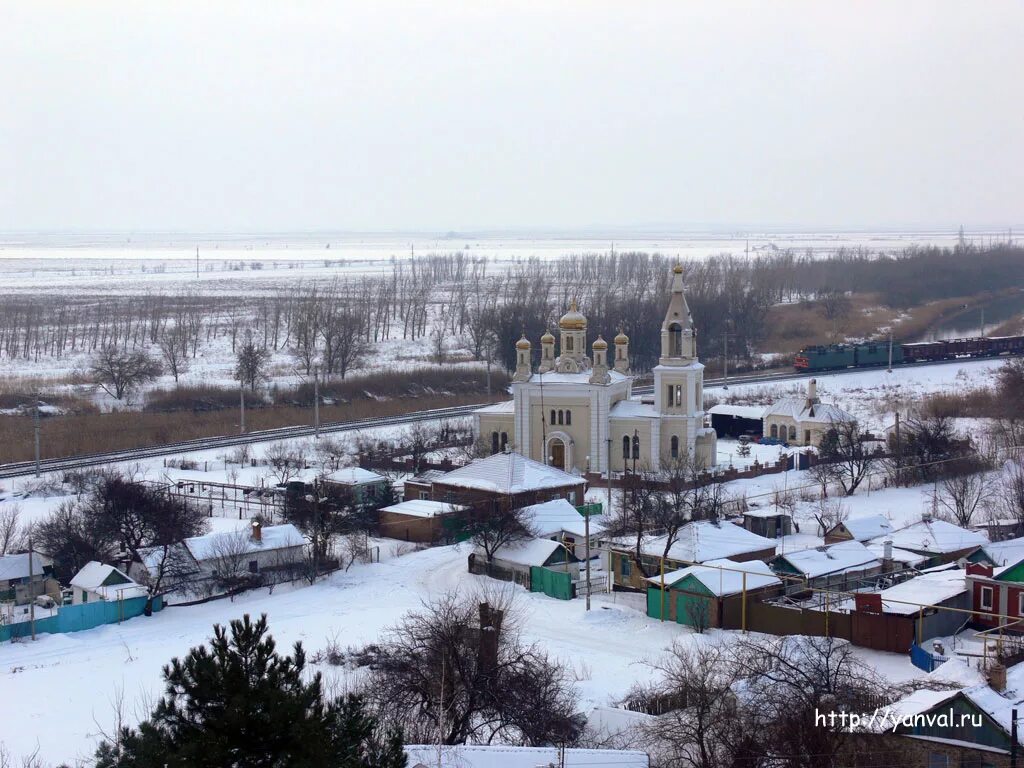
<box><xmin>322</xmin><ymin>466</ymin><xmax>385</xmax><ymax>486</ymax></box>
<box><xmin>609</xmin><ymin>399</ymin><xmax>659</xmax><ymax>419</ymax></box>
<box><xmin>869</xmin><ymin>570</ymin><xmax>967</xmax><ymax>614</ymax></box>
<box><xmin>979</xmin><ymin>537</ymin><xmax>1024</xmax><ymax>568</ymax></box>
<box><xmin>958</xmin><ymin>685</ymin><xmax>1024</xmax><ymax>744</ymax></box>
<box><xmin>763</xmin><ymin>397</ymin><xmax>852</xmax><ymax>425</ymax></box>
<box><xmin>405</xmin><ymin>745</ymin><xmax>649</xmax><ymax>768</ymax></box>
<box><xmin>872</xmin><ymin>519</ymin><xmax>987</xmax><ymax>555</ymax></box>
<box><xmin>744</xmin><ymin>507</ymin><xmax>791</xmax><ymax>519</ymax></box>
<box><xmin>775</xmin><ymin>540</ymin><xmax>880</xmax><ymax>579</ymax></box>
<box><xmin>516</xmin><ymin>498</ymin><xmax>606</xmax><ymax>538</ymax></box>
<box><xmin>0</xmin><ymin>551</ymin><xmax>50</xmax><ymax>582</ymax></box>
<box><xmin>474</xmin><ymin>400</ymin><xmax>515</xmax><ymax>414</ymax></box>
<box><xmin>645</xmin><ymin>558</ymin><xmax>781</xmax><ymax>596</ymax></box>
<box><xmin>437</xmin><ymin>452</ymin><xmax>584</xmax><ymax>494</ymax></box>
<box><xmin>183</xmin><ymin>524</ymin><xmax>306</xmax><ymax>562</ymax></box>
<box><xmin>407</xmin><ymin>469</ymin><xmax>448</xmax><ymax>484</ymax></box>
<box><xmin>835</xmin><ymin>514</ymin><xmax>894</xmax><ymax>542</ymax></box>
<box><xmin>490</xmin><ymin>537</ymin><xmax>567</xmax><ymax>568</ymax></box>
<box><xmin>861</xmin><ymin>689</ymin><xmax>959</xmax><ymax>732</ymax></box>
<box><xmin>864</xmin><ymin>542</ymin><xmax>929</xmax><ymax>568</ymax></box>
<box><xmin>708</xmin><ymin>403</ymin><xmax>767</xmax><ymax>420</ymax></box>
<box><xmin>379</xmin><ymin>500</ymin><xmax>466</xmax><ymax>519</ymax></box>
<box><xmin>630</xmin><ymin>521</ymin><xmax>775</xmax><ymax>564</ymax></box>
<box><xmin>527</xmin><ymin>369</ymin><xmax>630</xmax><ymax>386</ymax></box>
<box><xmin>585</xmin><ymin>707</ymin><xmax>656</xmax><ymax>739</ymax></box>
<box><xmin>70</xmin><ymin>562</ymin><xmax>147</xmax><ymax>600</ymax></box>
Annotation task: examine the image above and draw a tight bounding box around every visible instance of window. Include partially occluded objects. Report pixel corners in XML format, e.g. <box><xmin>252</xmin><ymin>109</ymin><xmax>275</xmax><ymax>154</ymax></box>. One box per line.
<box><xmin>557</xmin><ymin>410</ymin><xmax>564</xmax><ymax>425</ymax></box>
<box><xmin>623</xmin><ymin>435</ymin><xmax>630</xmax><ymax>459</ymax></box>
<box><xmin>248</xmin><ymin>560</ymin><xmax>259</xmax><ymax>574</ymax></box>
<box><xmin>981</xmin><ymin>585</ymin><xmax>994</xmax><ymax>611</ymax></box>
<box><xmin>550</xmin><ymin>409</ymin><xmax>556</xmax><ymax>425</ymax></box>
<box><xmin>620</xmin><ymin>556</ymin><xmax>632</xmax><ymax>577</ymax></box>
<box><xmin>568</xmin><ymin>491</ymin><xmax>577</xmax><ymax>504</ymax></box>
<box><xmin>671</xmin><ymin>436</ymin><xmax>679</xmax><ymax>458</ymax></box>
<box><xmin>500</xmin><ymin>432</ymin><xmax>508</xmax><ymax>451</ymax></box>
<box><xmin>805</xmin><ymin>430</ymin><xmax>811</xmax><ymax>444</ymax></box>
<box><xmin>1018</xmin><ymin>591</ymin><xmax>1024</xmax><ymax>617</ymax></box>
<box><xmin>565</xmin><ymin>410</ymin><xmax>571</xmax><ymax>425</ymax></box>
<box><xmin>770</xmin><ymin>424</ymin><xmax>778</xmax><ymax>439</ymax></box>
<box><xmin>926</xmin><ymin>753</ymin><xmax>949</xmax><ymax>768</ymax></box>
<box><xmin>667</xmin><ymin>385</ymin><xmax>675</xmax><ymax>406</ymax></box>
<box><xmin>491</xmin><ymin>431</ymin><xmax>500</xmax><ymax>454</ymax></box>
<box><xmin>668</xmin><ymin>322</ymin><xmax>682</xmax><ymax>356</ymax></box>
<box><xmin>632</xmin><ymin>434</ymin><xmax>640</xmax><ymax>459</ymax></box>
<box><xmin>789</xmin><ymin>426</ymin><xmax>797</xmax><ymax>441</ymax></box>
<box><xmin>567</xmin><ymin>336</ymin><xmax>574</xmax><ymax>351</ymax></box>
<box><xmin>81</xmin><ymin>590</ymin><xmax>88</xmax><ymax>604</ymax></box>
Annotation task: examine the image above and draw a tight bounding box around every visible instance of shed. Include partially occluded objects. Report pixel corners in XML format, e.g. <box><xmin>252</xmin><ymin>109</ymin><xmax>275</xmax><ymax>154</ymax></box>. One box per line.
<box><xmin>742</xmin><ymin>508</ymin><xmax>793</xmax><ymax>539</ymax></box>
<box><xmin>321</xmin><ymin>466</ymin><xmax>389</xmax><ymax>504</ymax></box>
<box><xmin>644</xmin><ymin>558</ymin><xmax>782</xmax><ymax>628</ymax></box>
<box><xmin>378</xmin><ymin>500</ymin><xmax>468</xmax><ymax>543</ymax></box>
<box><xmin>0</xmin><ymin>550</ymin><xmax>55</xmax><ymax>604</ymax></box>
<box><xmin>708</xmin><ymin>403</ymin><xmax>765</xmax><ymax>439</ymax></box>
<box><xmin>518</xmin><ymin>498</ymin><xmax>605</xmax><ymax>559</ymax></box>
<box><xmin>824</xmin><ymin>514</ymin><xmax>894</xmax><ymax>544</ymax></box>
<box><xmin>70</xmin><ymin>562</ymin><xmax>147</xmax><ymax>605</ymax></box>
<box><xmin>486</xmin><ymin>537</ymin><xmax>578</xmax><ymax>578</ymax></box>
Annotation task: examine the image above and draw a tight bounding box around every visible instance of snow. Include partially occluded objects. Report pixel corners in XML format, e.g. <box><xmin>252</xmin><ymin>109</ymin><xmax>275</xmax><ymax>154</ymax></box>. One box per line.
<box><xmin>837</xmin><ymin>514</ymin><xmax>894</xmax><ymax>542</ymax></box>
<box><xmin>518</xmin><ymin>499</ymin><xmax>598</xmax><ymax>537</ymax></box>
<box><xmin>629</xmin><ymin>521</ymin><xmax>776</xmax><ymax>564</ymax></box>
<box><xmin>978</xmin><ymin>537</ymin><xmax>1024</xmax><ymax>568</ymax></box>
<box><xmin>474</xmin><ymin>400</ymin><xmax>515</xmax><ymax>414</ymax></box>
<box><xmin>774</xmin><ymin>540</ymin><xmax>880</xmax><ymax>579</ymax></box>
<box><xmin>529</xmin><ymin>370</ymin><xmax>629</xmax><ymax>385</ymax></box>
<box><xmin>609</xmin><ymin>399</ymin><xmax>660</xmax><ymax>419</ymax></box>
<box><xmin>0</xmin><ymin>551</ymin><xmax>50</xmax><ymax>581</ymax></box>
<box><xmin>708</xmin><ymin>403</ymin><xmax>767</xmax><ymax>419</ymax></box>
<box><xmin>379</xmin><ymin>500</ymin><xmax>466</xmax><ymax>519</ymax></box>
<box><xmin>183</xmin><ymin>524</ymin><xmax>305</xmax><ymax>561</ymax></box>
<box><xmin>645</xmin><ymin>558</ymin><xmax>781</xmax><ymax>596</ymax></box>
<box><xmin>870</xmin><ymin>570</ymin><xmax>968</xmax><ymax>614</ymax></box>
<box><xmin>438</xmin><ymin>452</ymin><xmax>583</xmax><ymax>494</ymax></box>
<box><xmin>491</xmin><ymin>538</ymin><xmax>567</xmax><ymax>568</ymax></box>
<box><xmin>763</xmin><ymin>396</ymin><xmax>852</xmax><ymax>424</ymax></box>
<box><xmin>871</xmin><ymin>519</ymin><xmax>987</xmax><ymax>555</ymax></box>
<box><xmin>404</xmin><ymin>744</ymin><xmax>650</xmax><ymax>768</ymax></box>
<box><xmin>321</xmin><ymin>466</ymin><xmax>385</xmax><ymax>486</ymax></box>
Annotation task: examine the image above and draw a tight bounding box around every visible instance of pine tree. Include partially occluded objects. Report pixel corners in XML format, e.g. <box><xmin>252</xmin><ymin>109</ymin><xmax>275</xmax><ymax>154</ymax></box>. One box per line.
<box><xmin>95</xmin><ymin>614</ymin><xmax>406</xmax><ymax>768</ymax></box>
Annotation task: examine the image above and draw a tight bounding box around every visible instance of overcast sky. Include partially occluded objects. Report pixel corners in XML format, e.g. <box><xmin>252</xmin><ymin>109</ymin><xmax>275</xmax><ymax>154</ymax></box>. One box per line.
<box><xmin>2</xmin><ymin>1</ymin><xmax>1022</xmax><ymax>233</ymax></box>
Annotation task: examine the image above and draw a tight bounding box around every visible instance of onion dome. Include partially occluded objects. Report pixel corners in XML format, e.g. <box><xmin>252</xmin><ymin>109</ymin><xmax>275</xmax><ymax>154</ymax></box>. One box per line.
<box><xmin>672</xmin><ymin>263</ymin><xmax>683</xmax><ymax>274</ymax></box>
<box><xmin>515</xmin><ymin>335</ymin><xmax>531</xmax><ymax>350</ymax></box>
<box><xmin>540</xmin><ymin>329</ymin><xmax>555</xmax><ymax>344</ymax></box>
<box><xmin>558</xmin><ymin>299</ymin><xmax>587</xmax><ymax>330</ymax></box>
<box><xmin>614</xmin><ymin>329</ymin><xmax>629</xmax><ymax>344</ymax></box>
<box><xmin>592</xmin><ymin>335</ymin><xmax>608</xmax><ymax>350</ymax></box>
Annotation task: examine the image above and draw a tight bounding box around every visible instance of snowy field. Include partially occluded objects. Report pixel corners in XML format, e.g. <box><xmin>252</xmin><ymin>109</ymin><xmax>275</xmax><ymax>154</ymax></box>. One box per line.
<box><xmin>1</xmin><ymin>356</ymin><xmax>1007</xmax><ymax>762</ymax></box>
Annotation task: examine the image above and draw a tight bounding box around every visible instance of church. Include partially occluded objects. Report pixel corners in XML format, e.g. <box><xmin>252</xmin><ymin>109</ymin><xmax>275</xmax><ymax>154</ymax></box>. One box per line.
<box><xmin>474</xmin><ymin>265</ymin><xmax>718</xmax><ymax>475</ymax></box>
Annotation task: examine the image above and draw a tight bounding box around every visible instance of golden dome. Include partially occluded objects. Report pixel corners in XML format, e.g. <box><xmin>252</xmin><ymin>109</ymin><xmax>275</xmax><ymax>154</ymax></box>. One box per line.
<box><xmin>672</xmin><ymin>263</ymin><xmax>683</xmax><ymax>274</ymax></box>
<box><xmin>515</xmin><ymin>335</ymin><xmax>531</xmax><ymax>350</ymax></box>
<box><xmin>558</xmin><ymin>299</ymin><xmax>587</xmax><ymax>330</ymax></box>
<box><xmin>592</xmin><ymin>335</ymin><xmax>608</xmax><ymax>350</ymax></box>
<box><xmin>614</xmin><ymin>329</ymin><xmax>629</xmax><ymax>344</ymax></box>
<box><xmin>540</xmin><ymin>329</ymin><xmax>555</xmax><ymax>343</ymax></box>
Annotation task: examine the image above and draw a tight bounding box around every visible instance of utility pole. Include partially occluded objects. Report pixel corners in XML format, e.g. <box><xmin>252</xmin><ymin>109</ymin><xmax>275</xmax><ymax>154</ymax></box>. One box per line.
<box><xmin>887</xmin><ymin>331</ymin><xmax>893</xmax><ymax>373</ymax></box>
<box><xmin>33</xmin><ymin>402</ymin><xmax>41</xmax><ymax>477</ymax></box>
<box><xmin>28</xmin><ymin>539</ymin><xmax>36</xmax><ymax>641</ymax></box>
<box><xmin>313</xmin><ymin>365</ymin><xmax>320</xmax><ymax>439</ymax></box>
<box><xmin>723</xmin><ymin>330</ymin><xmax>729</xmax><ymax>390</ymax></box>
<box><xmin>1012</xmin><ymin>708</ymin><xmax>1018</xmax><ymax>768</ymax></box>
<box><xmin>239</xmin><ymin>385</ymin><xmax>246</xmax><ymax>434</ymax></box>
<box><xmin>584</xmin><ymin>505</ymin><xmax>592</xmax><ymax>611</ymax></box>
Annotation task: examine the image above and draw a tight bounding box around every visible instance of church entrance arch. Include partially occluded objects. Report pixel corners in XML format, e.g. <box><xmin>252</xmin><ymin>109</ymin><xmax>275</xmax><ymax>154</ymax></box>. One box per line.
<box><xmin>546</xmin><ymin>431</ymin><xmax>573</xmax><ymax>471</ymax></box>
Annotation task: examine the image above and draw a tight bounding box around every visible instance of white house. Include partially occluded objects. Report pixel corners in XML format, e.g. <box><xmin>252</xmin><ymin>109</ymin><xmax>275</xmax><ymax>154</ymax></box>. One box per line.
<box><xmin>762</xmin><ymin>379</ymin><xmax>853</xmax><ymax>446</ymax></box>
<box><xmin>70</xmin><ymin>562</ymin><xmax>147</xmax><ymax>605</ymax></box>
<box><xmin>518</xmin><ymin>498</ymin><xmax>605</xmax><ymax>559</ymax></box>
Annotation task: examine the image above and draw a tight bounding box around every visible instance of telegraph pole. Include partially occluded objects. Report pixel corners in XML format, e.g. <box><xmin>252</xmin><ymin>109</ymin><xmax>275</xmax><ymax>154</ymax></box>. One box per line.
<box><xmin>887</xmin><ymin>331</ymin><xmax>893</xmax><ymax>373</ymax></box>
<box><xmin>239</xmin><ymin>385</ymin><xmax>246</xmax><ymax>434</ymax></box>
<box><xmin>313</xmin><ymin>365</ymin><xmax>320</xmax><ymax>439</ymax></box>
<box><xmin>584</xmin><ymin>502</ymin><xmax>592</xmax><ymax>611</ymax></box>
<box><xmin>34</xmin><ymin>402</ymin><xmax>41</xmax><ymax>477</ymax></box>
<box><xmin>28</xmin><ymin>539</ymin><xmax>36</xmax><ymax>641</ymax></box>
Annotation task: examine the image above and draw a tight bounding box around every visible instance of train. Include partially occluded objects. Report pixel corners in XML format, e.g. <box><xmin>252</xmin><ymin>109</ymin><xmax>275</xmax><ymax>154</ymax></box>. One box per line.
<box><xmin>793</xmin><ymin>334</ymin><xmax>1024</xmax><ymax>372</ymax></box>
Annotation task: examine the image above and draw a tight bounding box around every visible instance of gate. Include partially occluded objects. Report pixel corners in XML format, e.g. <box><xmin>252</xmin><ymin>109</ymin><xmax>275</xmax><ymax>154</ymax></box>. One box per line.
<box><xmin>530</xmin><ymin>567</ymin><xmax>574</xmax><ymax>600</ymax></box>
<box><xmin>910</xmin><ymin>642</ymin><xmax>948</xmax><ymax>672</ymax></box>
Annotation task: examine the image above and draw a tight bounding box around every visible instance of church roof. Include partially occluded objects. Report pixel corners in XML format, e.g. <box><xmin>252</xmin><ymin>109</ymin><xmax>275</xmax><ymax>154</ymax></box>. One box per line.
<box><xmin>527</xmin><ymin>369</ymin><xmax>628</xmax><ymax>385</ymax></box>
<box><xmin>559</xmin><ymin>299</ymin><xmax>587</xmax><ymax>330</ymax></box>
<box><xmin>609</xmin><ymin>399</ymin><xmax>659</xmax><ymax>419</ymax></box>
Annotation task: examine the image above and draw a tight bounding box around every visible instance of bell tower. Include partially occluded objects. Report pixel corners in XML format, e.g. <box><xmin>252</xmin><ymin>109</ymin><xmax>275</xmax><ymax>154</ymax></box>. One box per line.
<box><xmin>655</xmin><ymin>265</ymin><xmax>704</xmax><ymax>420</ymax></box>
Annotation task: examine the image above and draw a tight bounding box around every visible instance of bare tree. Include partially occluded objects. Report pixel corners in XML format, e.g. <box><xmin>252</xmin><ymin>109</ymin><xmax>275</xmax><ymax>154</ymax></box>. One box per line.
<box><xmin>0</xmin><ymin>504</ymin><xmax>22</xmax><ymax>555</ymax></box>
<box><xmin>205</xmin><ymin>530</ymin><xmax>257</xmax><ymax>595</ymax></box>
<box><xmin>90</xmin><ymin>344</ymin><xmax>163</xmax><ymax>400</ymax></box>
<box><xmin>263</xmin><ymin>442</ymin><xmax>306</xmax><ymax>485</ymax></box>
<box><xmin>157</xmin><ymin>326</ymin><xmax>190</xmax><ymax>383</ymax></box>
<box><xmin>466</xmin><ymin>502</ymin><xmax>533</xmax><ymax>573</ymax></box>
<box><xmin>811</xmin><ymin>497</ymin><xmax>850</xmax><ymax>537</ymax></box>
<box><xmin>817</xmin><ymin>419</ymin><xmax>877</xmax><ymax>496</ymax></box>
<box><xmin>935</xmin><ymin>471</ymin><xmax>994</xmax><ymax>528</ymax></box>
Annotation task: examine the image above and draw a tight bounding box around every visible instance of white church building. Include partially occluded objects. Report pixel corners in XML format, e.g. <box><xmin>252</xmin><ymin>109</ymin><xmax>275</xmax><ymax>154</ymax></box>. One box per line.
<box><xmin>474</xmin><ymin>265</ymin><xmax>717</xmax><ymax>476</ymax></box>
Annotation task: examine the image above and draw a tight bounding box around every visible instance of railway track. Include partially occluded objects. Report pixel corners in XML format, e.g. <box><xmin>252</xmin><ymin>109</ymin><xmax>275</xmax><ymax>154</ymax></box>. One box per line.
<box><xmin>1</xmin><ymin>353</ymin><xmax>1013</xmax><ymax>480</ymax></box>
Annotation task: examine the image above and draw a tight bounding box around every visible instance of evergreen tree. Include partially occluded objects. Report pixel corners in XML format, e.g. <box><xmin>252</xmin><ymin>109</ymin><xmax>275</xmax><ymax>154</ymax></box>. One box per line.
<box><xmin>95</xmin><ymin>614</ymin><xmax>405</xmax><ymax>768</ymax></box>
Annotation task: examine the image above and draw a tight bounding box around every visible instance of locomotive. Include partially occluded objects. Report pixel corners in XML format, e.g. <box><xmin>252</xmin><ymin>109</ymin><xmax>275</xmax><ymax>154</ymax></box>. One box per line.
<box><xmin>794</xmin><ymin>335</ymin><xmax>1024</xmax><ymax>372</ymax></box>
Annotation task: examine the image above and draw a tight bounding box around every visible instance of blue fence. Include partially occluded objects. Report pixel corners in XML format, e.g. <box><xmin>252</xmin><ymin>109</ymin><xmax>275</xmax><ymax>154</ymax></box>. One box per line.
<box><xmin>1</xmin><ymin>595</ymin><xmax>162</xmax><ymax>642</ymax></box>
<box><xmin>909</xmin><ymin>641</ymin><xmax>948</xmax><ymax>672</ymax></box>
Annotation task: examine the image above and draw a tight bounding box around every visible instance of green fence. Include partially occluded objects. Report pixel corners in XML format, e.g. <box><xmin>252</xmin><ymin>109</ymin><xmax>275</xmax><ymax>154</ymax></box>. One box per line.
<box><xmin>530</xmin><ymin>566</ymin><xmax>574</xmax><ymax>600</ymax></box>
<box><xmin>575</xmin><ymin>502</ymin><xmax>603</xmax><ymax>517</ymax></box>
<box><xmin>1</xmin><ymin>595</ymin><xmax>162</xmax><ymax>642</ymax></box>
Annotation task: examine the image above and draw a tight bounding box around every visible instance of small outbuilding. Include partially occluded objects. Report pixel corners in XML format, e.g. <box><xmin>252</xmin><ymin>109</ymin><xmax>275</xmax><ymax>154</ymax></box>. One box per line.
<box><xmin>70</xmin><ymin>562</ymin><xmax>147</xmax><ymax>605</ymax></box>
<box><xmin>742</xmin><ymin>508</ymin><xmax>793</xmax><ymax>539</ymax></box>
<box><xmin>320</xmin><ymin>466</ymin><xmax>390</xmax><ymax>504</ymax></box>
<box><xmin>0</xmin><ymin>550</ymin><xmax>56</xmax><ymax>605</ymax></box>
<box><xmin>378</xmin><ymin>499</ymin><xmax>468</xmax><ymax>543</ymax></box>
<box><xmin>708</xmin><ymin>403</ymin><xmax>765</xmax><ymax>439</ymax></box>
<box><xmin>824</xmin><ymin>514</ymin><xmax>894</xmax><ymax>544</ymax></box>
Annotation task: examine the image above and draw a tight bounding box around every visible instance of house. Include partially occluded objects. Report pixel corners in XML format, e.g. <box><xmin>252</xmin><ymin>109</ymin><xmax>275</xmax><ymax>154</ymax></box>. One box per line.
<box><xmin>762</xmin><ymin>379</ymin><xmax>853</xmax><ymax>446</ymax></box>
<box><xmin>847</xmin><ymin>569</ymin><xmax>969</xmax><ymax>652</ymax></box>
<box><xmin>966</xmin><ymin>560</ymin><xmax>1024</xmax><ymax>628</ymax></box>
<box><xmin>742</xmin><ymin>508</ymin><xmax>793</xmax><ymax>539</ymax></box>
<box><xmin>320</xmin><ymin>466</ymin><xmax>389</xmax><ymax>504</ymax></box>
<box><xmin>771</xmin><ymin>540</ymin><xmax>882</xmax><ymax>590</ymax></box>
<box><xmin>610</xmin><ymin>521</ymin><xmax>777</xmax><ymax>591</ymax></box>
<box><xmin>0</xmin><ymin>550</ymin><xmax>56</xmax><ymax>605</ymax></box>
<box><xmin>970</xmin><ymin>535</ymin><xmax>1024</xmax><ymax>567</ymax></box>
<box><xmin>70</xmin><ymin>562</ymin><xmax>147</xmax><ymax>604</ymax></box>
<box><xmin>870</xmin><ymin>516</ymin><xmax>987</xmax><ymax>567</ymax></box>
<box><xmin>518</xmin><ymin>498</ymin><xmax>605</xmax><ymax>559</ymax></box>
<box><xmin>824</xmin><ymin>514</ymin><xmax>894</xmax><ymax>544</ymax></box>
<box><xmin>405</xmin><ymin>745</ymin><xmax>649</xmax><ymax>768</ymax></box>
<box><xmin>644</xmin><ymin>558</ymin><xmax>782</xmax><ymax>628</ymax></box>
<box><xmin>428</xmin><ymin>451</ymin><xmax>587</xmax><ymax>508</ymax></box>
<box><xmin>401</xmin><ymin>469</ymin><xmax>448</xmax><ymax>501</ymax></box>
<box><xmin>134</xmin><ymin>522</ymin><xmax>306</xmax><ymax>589</ymax></box>
<box><xmin>377</xmin><ymin>500</ymin><xmax>468</xmax><ymax>543</ymax></box>
<box><xmin>479</xmin><ymin>537</ymin><xmax>580</xmax><ymax>582</ymax></box>
<box><xmin>708</xmin><ymin>403</ymin><xmax>765</xmax><ymax>439</ymax></box>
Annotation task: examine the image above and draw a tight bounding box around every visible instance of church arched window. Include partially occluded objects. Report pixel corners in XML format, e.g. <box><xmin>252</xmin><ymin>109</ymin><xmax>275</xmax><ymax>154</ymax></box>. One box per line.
<box><xmin>622</xmin><ymin>436</ymin><xmax>630</xmax><ymax>460</ymax></box>
<box><xmin>770</xmin><ymin>424</ymin><xmax>778</xmax><ymax>439</ymax></box>
<box><xmin>550</xmin><ymin>409</ymin><xmax>556</xmax><ymax>425</ymax></box>
<box><xmin>557</xmin><ymin>410</ymin><xmax>564</xmax><ymax>425</ymax></box>
<box><xmin>668</xmin><ymin>323</ymin><xmax>683</xmax><ymax>356</ymax></box>
<box><xmin>671</xmin><ymin>436</ymin><xmax>679</xmax><ymax>459</ymax></box>
<box><xmin>500</xmin><ymin>432</ymin><xmax>508</xmax><ymax>451</ymax></box>
<box><xmin>491</xmin><ymin>431</ymin><xmax>500</xmax><ymax>454</ymax></box>
<box><xmin>789</xmin><ymin>426</ymin><xmax>796</xmax><ymax>441</ymax></box>
<box><xmin>565</xmin><ymin>410</ymin><xmax>571</xmax><ymax>425</ymax></box>
<box><xmin>567</xmin><ymin>336</ymin><xmax>574</xmax><ymax>352</ymax></box>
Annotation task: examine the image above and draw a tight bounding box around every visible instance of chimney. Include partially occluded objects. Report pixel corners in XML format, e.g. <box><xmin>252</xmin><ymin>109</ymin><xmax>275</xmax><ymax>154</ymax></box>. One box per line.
<box><xmin>251</xmin><ymin>519</ymin><xmax>262</xmax><ymax>542</ymax></box>
<box><xmin>882</xmin><ymin>539</ymin><xmax>893</xmax><ymax>572</ymax></box>
<box><xmin>989</xmin><ymin>662</ymin><xmax>1007</xmax><ymax>692</ymax></box>
<box><xmin>806</xmin><ymin>378</ymin><xmax>819</xmax><ymax>407</ymax></box>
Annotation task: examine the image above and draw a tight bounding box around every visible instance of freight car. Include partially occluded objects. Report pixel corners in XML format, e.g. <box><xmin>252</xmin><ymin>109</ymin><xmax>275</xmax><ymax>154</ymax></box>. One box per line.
<box><xmin>794</xmin><ymin>335</ymin><xmax>1024</xmax><ymax>372</ymax></box>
